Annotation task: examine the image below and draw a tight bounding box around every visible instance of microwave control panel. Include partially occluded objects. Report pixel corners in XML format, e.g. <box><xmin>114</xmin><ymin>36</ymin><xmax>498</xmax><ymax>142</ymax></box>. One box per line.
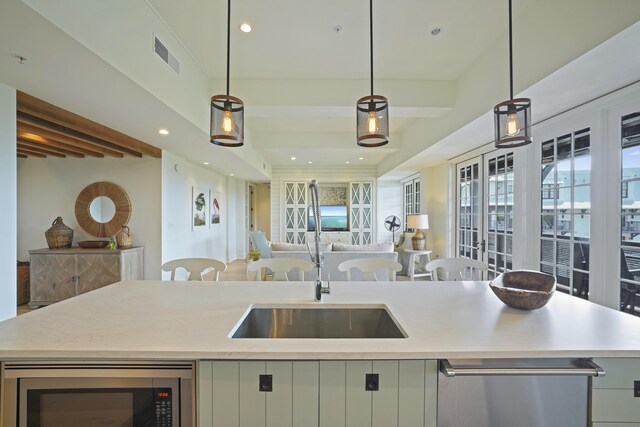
<box><xmin>154</xmin><ymin>388</ymin><xmax>173</xmax><ymax>427</ymax></box>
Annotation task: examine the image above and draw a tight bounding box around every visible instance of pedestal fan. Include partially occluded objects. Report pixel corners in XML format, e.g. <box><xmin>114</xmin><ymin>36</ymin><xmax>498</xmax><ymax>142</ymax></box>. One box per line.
<box><xmin>384</xmin><ymin>215</ymin><xmax>402</xmax><ymax>242</ymax></box>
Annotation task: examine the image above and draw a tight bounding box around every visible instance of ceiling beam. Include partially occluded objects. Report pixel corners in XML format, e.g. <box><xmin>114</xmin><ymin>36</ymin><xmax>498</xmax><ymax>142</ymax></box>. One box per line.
<box><xmin>17</xmin><ymin>131</ymin><xmax>102</xmax><ymax>157</ymax></box>
<box><xmin>18</xmin><ymin>113</ymin><xmax>129</xmax><ymax>158</ymax></box>
<box><xmin>17</xmin><ymin>142</ymin><xmax>66</xmax><ymax>158</ymax></box>
<box><xmin>17</xmin><ymin>138</ymin><xmax>85</xmax><ymax>158</ymax></box>
<box><xmin>17</xmin><ymin>91</ymin><xmax>162</xmax><ymax>158</ymax></box>
<box><xmin>17</xmin><ymin>148</ymin><xmax>47</xmax><ymax>158</ymax></box>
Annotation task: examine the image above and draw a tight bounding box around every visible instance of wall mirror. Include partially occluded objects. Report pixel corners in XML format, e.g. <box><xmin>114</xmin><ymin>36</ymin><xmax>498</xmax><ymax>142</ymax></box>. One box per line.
<box><xmin>75</xmin><ymin>182</ymin><xmax>131</xmax><ymax>237</ymax></box>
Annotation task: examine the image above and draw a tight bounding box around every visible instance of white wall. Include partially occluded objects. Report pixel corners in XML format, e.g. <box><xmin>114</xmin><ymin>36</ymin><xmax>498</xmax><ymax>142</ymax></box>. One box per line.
<box><xmin>17</xmin><ymin>157</ymin><xmax>162</xmax><ymax>279</ymax></box>
<box><xmin>256</xmin><ymin>183</ymin><xmax>271</xmax><ymax>241</ymax></box>
<box><xmin>0</xmin><ymin>83</ymin><xmax>17</xmax><ymax>321</ymax></box>
<box><xmin>224</xmin><ymin>177</ymin><xmax>247</xmax><ymax>262</ymax></box>
<box><xmin>377</xmin><ymin>180</ymin><xmax>403</xmax><ymax>243</ymax></box>
<box><xmin>422</xmin><ymin>163</ymin><xmax>449</xmax><ymax>259</ymax></box>
<box><xmin>162</xmin><ymin>151</ymin><xmax>240</xmax><ymax>269</ymax></box>
<box><xmin>270</xmin><ymin>167</ymin><xmax>385</xmax><ymax>243</ymax></box>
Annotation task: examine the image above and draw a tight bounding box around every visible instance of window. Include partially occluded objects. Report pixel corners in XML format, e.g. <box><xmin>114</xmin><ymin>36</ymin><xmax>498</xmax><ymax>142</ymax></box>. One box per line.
<box><xmin>539</xmin><ymin>128</ymin><xmax>591</xmax><ymax>299</ymax></box>
<box><xmin>403</xmin><ymin>178</ymin><xmax>420</xmax><ymax>230</ymax></box>
<box><xmin>620</xmin><ymin>112</ymin><xmax>640</xmax><ymax>316</ymax></box>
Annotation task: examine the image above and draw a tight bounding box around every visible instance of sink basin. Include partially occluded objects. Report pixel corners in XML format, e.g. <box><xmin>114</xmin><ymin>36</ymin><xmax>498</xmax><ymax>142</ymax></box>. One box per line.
<box><xmin>231</xmin><ymin>304</ymin><xmax>407</xmax><ymax>339</ymax></box>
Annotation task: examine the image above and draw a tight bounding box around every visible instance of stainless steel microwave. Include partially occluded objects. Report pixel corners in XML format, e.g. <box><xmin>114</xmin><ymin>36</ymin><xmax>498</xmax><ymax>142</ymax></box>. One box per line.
<box><xmin>1</xmin><ymin>361</ymin><xmax>194</xmax><ymax>427</ymax></box>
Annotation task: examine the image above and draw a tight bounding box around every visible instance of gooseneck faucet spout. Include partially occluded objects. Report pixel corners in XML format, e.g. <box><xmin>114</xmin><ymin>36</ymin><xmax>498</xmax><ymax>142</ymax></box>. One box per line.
<box><xmin>309</xmin><ymin>180</ymin><xmax>330</xmax><ymax>301</ymax></box>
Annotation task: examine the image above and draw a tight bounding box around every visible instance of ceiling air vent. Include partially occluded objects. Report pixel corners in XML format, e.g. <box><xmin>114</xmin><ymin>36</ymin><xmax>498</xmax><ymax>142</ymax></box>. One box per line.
<box><xmin>153</xmin><ymin>34</ymin><xmax>180</xmax><ymax>75</ymax></box>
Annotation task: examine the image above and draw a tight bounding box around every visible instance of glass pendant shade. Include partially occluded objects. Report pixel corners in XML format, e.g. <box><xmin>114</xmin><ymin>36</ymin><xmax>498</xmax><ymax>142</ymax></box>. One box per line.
<box><xmin>494</xmin><ymin>97</ymin><xmax>531</xmax><ymax>148</ymax></box>
<box><xmin>357</xmin><ymin>95</ymin><xmax>389</xmax><ymax>147</ymax></box>
<box><xmin>211</xmin><ymin>95</ymin><xmax>244</xmax><ymax>147</ymax></box>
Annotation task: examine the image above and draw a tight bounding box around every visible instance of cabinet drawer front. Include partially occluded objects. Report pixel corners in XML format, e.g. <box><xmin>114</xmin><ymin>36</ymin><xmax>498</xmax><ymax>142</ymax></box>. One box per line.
<box><xmin>30</xmin><ymin>255</ymin><xmax>76</xmax><ymax>302</ymax></box>
<box><xmin>593</xmin><ymin>358</ymin><xmax>640</xmax><ymax>389</ymax></box>
<box><xmin>591</xmin><ymin>389</ymin><xmax>640</xmax><ymax>422</ymax></box>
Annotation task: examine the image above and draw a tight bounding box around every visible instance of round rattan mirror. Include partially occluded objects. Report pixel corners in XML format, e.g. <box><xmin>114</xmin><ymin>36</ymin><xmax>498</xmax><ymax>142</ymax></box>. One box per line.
<box><xmin>75</xmin><ymin>182</ymin><xmax>131</xmax><ymax>237</ymax></box>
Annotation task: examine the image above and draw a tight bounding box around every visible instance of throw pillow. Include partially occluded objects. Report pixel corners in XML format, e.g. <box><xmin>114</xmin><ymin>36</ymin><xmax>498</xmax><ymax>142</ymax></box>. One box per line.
<box><xmin>332</xmin><ymin>242</ymin><xmax>394</xmax><ymax>252</ymax></box>
<box><xmin>271</xmin><ymin>242</ymin><xmax>333</xmax><ymax>252</ymax></box>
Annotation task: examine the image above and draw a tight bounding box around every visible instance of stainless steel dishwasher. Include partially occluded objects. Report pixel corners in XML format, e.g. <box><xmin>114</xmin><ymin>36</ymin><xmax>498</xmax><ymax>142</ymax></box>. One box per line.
<box><xmin>437</xmin><ymin>358</ymin><xmax>604</xmax><ymax>427</ymax></box>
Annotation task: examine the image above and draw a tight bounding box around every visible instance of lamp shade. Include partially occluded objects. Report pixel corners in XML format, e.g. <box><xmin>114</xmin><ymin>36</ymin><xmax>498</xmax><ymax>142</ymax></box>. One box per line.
<box><xmin>211</xmin><ymin>95</ymin><xmax>244</xmax><ymax>147</ymax></box>
<box><xmin>407</xmin><ymin>214</ymin><xmax>429</xmax><ymax>230</ymax></box>
<box><xmin>494</xmin><ymin>97</ymin><xmax>532</xmax><ymax>148</ymax></box>
<box><xmin>357</xmin><ymin>95</ymin><xmax>389</xmax><ymax>147</ymax></box>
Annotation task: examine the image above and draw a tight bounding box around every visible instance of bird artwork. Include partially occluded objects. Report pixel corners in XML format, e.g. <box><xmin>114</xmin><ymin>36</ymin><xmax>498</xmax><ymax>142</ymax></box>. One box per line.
<box><xmin>211</xmin><ymin>196</ymin><xmax>221</xmax><ymax>224</ymax></box>
<box><xmin>193</xmin><ymin>190</ymin><xmax>207</xmax><ymax>228</ymax></box>
<box><xmin>384</xmin><ymin>215</ymin><xmax>402</xmax><ymax>242</ymax></box>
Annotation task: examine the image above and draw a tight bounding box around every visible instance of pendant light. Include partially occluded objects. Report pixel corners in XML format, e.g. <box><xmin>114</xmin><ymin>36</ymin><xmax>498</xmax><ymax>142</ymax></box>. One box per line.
<box><xmin>356</xmin><ymin>0</ymin><xmax>389</xmax><ymax>147</ymax></box>
<box><xmin>211</xmin><ymin>0</ymin><xmax>244</xmax><ymax>147</ymax></box>
<box><xmin>494</xmin><ymin>0</ymin><xmax>531</xmax><ymax>148</ymax></box>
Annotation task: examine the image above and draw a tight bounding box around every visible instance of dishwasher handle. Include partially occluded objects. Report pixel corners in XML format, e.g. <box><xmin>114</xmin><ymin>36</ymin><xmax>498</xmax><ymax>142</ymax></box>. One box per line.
<box><xmin>439</xmin><ymin>359</ymin><xmax>605</xmax><ymax>378</ymax></box>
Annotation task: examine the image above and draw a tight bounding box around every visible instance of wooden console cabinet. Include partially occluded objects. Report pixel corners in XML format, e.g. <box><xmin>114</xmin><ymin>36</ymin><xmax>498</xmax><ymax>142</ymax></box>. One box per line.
<box><xmin>28</xmin><ymin>247</ymin><xmax>143</xmax><ymax>308</ymax></box>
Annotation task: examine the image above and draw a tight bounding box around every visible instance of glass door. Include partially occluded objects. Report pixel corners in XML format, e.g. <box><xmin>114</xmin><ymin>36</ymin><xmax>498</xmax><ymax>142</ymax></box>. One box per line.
<box><xmin>456</xmin><ymin>158</ymin><xmax>483</xmax><ymax>261</ymax></box>
<box><xmin>539</xmin><ymin>128</ymin><xmax>592</xmax><ymax>299</ymax></box>
<box><xmin>620</xmin><ymin>110</ymin><xmax>640</xmax><ymax>316</ymax></box>
<box><xmin>484</xmin><ymin>152</ymin><xmax>515</xmax><ymax>279</ymax></box>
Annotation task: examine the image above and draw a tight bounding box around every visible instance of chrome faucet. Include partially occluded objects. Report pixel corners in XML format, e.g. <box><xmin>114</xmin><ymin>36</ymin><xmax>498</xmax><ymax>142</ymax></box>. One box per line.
<box><xmin>309</xmin><ymin>179</ymin><xmax>330</xmax><ymax>301</ymax></box>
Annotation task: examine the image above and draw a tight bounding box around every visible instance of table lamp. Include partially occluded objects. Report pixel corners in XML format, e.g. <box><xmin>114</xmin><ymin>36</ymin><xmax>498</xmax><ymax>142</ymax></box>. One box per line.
<box><xmin>407</xmin><ymin>214</ymin><xmax>429</xmax><ymax>250</ymax></box>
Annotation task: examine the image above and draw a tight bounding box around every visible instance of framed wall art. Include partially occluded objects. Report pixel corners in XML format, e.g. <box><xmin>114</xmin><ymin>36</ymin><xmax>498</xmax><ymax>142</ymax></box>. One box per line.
<box><xmin>211</xmin><ymin>191</ymin><xmax>221</xmax><ymax>225</ymax></box>
<box><xmin>192</xmin><ymin>187</ymin><xmax>208</xmax><ymax>230</ymax></box>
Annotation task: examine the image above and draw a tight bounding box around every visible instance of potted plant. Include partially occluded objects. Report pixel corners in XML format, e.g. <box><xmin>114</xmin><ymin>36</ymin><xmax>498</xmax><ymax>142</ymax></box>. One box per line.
<box><xmin>245</xmin><ymin>250</ymin><xmax>261</xmax><ymax>263</ymax></box>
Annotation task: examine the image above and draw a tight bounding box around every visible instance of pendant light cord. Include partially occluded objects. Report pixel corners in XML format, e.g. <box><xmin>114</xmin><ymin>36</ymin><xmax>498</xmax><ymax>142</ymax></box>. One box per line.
<box><xmin>226</xmin><ymin>0</ymin><xmax>231</xmax><ymax>96</ymax></box>
<box><xmin>508</xmin><ymin>0</ymin><xmax>513</xmax><ymax>100</ymax></box>
<box><xmin>370</xmin><ymin>0</ymin><xmax>374</xmax><ymax>96</ymax></box>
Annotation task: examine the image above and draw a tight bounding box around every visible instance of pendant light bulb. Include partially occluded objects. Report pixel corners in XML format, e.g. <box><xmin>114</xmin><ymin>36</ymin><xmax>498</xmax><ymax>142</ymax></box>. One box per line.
<box><xmin>504</xmin><ymin>112</ymin><xmax>520</xmax><ymax>136</ymax></box>
<box><xmin>367</xmin><ymin>110</ymin><xmax>379</xmax><ymax>134</ymax></box>
<box><xmin>222</xmin><ymin>109</ymin><xmax>234</xmax><ymax>133</ymax></box>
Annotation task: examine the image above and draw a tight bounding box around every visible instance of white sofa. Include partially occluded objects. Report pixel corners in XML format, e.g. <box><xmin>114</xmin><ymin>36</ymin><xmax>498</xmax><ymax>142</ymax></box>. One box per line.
<box><xmin>271</xmin><ymin>242</ymin><xmax>398</xmax><ymax>281</ymax></box>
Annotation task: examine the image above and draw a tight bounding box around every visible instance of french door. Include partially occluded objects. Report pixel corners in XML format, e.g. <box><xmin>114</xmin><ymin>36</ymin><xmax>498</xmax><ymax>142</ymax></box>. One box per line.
<box><xmin>456</xmin><ymin>159</ymin><xmax>483</xmax><ymax>261</ymax></box>
<box><xmin>456</xmin><ymin>150</ymin><xmax>516</xmax><ymax>279</ymax></box>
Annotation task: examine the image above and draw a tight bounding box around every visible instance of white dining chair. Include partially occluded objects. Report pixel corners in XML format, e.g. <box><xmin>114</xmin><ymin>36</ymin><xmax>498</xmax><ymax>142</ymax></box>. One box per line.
<box><xmin>246</xmin><ymin>258</ymin><xmax>313</xmax><ymax>281</ymax></box>
<box><xmin>425</xmin><ymin>258</ymin><xmax>488</xmax><ymax>281</ymax></box>
<box><xmin>337</xmin><ymin>258</ymin><xmax>402</xmax><ymax>281</ymax></box>
<box><xmin>162</xmin><ymin>258</ymin><xmax>227</xmax><ymax>281</ymax></box>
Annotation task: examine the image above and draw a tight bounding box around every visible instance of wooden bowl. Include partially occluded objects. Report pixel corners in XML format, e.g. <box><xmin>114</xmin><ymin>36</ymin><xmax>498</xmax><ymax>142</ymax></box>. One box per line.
<box><xmin>77</xmin><ymin>240</ymin><xmax>109</xmax><ymax>249</ymax></box>
<box><xmin>489</xmin><ymin>270</ymin><xmax>556</xmax><ymax>310</ymax></box>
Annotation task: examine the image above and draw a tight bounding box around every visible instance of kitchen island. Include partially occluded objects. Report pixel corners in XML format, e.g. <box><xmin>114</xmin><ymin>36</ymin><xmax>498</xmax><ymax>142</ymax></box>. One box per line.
<box><xmin>1</xmin><ymin>280</ymin><xmax>639</xmax><ymax>426</ymax></box>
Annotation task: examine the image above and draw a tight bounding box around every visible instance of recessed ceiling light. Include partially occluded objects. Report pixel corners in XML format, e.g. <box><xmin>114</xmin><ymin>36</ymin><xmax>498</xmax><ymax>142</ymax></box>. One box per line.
<box><xmin>291</xmin><ymin>156</ymin><xmax>296</xmax><ymax>161</ymax></box>
<box><xmin>230</xmin><ymin>173</ymin><xmax>235</xmax><ymax>177</ymax></box>
<box><xmin>431</xmin><ymin>27</ymin><xmax>443</xmax><ymax>36</ymax></box>
<box><xmin>13</xmin><ymin>54</ymin><xmax>28</xmax><ymax>64</ymax></box>
<box><xmin>158</xmin><ymin>129</ymin><xmax>169</xmax><ymax>135</ymax></box>
<box><xmin>359</xmin><ymin>157</ymin><xmax>364</xmax><ymax>160</ymax></box>
<box><xmin>240</xmin><ymin>23</ymin><xmax>252</xmax><ymax>33</ymax></box>
<box><xmin>345</xmin><ymin>161</ymin><xmax>350</xmax><ymax>164</ymax></box>
<box><xmin>308</xmin><ymin>161</ymin><xmax>313</xmax><ymax>164</ymax></box>
<box><xmin>203</xmin><ymin>162</ymin><xmax>209</xmax><ymax>165</ymax></box>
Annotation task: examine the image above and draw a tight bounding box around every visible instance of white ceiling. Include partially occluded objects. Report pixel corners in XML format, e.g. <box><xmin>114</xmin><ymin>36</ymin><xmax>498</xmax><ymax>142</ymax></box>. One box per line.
<box><xmin>147</xmin><ymin>0</ymin><xmax>525</xmax><ymax>81</ymax></box>
<box><xmin>1</xmin><ymin>0</ymin><xmax>637</xmax><ymax>179</ymax></box>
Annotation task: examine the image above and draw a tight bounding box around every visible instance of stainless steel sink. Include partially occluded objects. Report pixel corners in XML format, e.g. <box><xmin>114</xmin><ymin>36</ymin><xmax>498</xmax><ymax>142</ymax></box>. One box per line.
<box><xmin>231</xmin><ymin>304</ymin><xmax>407</xmax><ymax>339</ymax></box>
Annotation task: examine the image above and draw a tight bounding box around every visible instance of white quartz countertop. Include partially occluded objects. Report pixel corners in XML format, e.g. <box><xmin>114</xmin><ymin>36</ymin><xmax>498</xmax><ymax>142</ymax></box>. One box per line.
<box><xmin>1</xmin><ymin>280</ymin><xmax>640</xmax><ymax>360</ymax></box>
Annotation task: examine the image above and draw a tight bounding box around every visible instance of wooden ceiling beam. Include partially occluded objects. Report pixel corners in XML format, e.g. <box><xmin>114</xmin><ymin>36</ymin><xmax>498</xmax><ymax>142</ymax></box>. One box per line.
<box><xmin>17</xmin><ymin>153</ymin><xmax>27</xmax><ymax>158</ymax></box>
<box><xmin>18</xmin><ymin>138</ymin><xmax>84</xmax><ymax>158</ymax></box>
<box><xmin>18</xmin><ymin>114</ymin><xmax>126</xmax><ymax>158</ymax></box>
<box><xmin>17</xmin><ymin>148</ymin><xmax>47</xmax><ymax>158</ymax></box>
<box><xmin>17</xmin><ymin>129</ymin><xmax>104</xmax><ymax>158</ymax></box>
<box><xmin>17</xmin><ymin>142</ymin><xmax>66</xmax><ymax>158</ymax></box>
<box><xmin>17</xmin><ymin>91</ymin><xmax>162</xmax><ymax>158</ymax></box>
